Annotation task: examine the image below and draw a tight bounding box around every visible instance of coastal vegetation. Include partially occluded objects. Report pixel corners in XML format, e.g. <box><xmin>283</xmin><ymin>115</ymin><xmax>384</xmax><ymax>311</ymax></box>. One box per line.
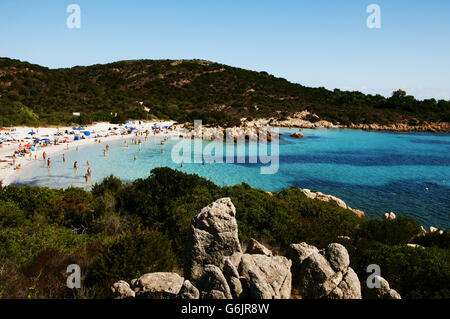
<box><xmin>0</xmin><ymin>168</ymin><xmax>448</xmax><ymax>299</ymax></box>
<box><xmin>1</xmin><ymin>58</ymin><xmax>449</xmax><ymax>128</ymax></box>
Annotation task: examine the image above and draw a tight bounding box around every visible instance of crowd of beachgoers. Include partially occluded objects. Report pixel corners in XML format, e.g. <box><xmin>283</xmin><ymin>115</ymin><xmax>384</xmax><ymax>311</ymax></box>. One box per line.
<box><xmin>0</xmin><ymin>121</ymin><xmax>176</xmax><ymax>186</ymax></box>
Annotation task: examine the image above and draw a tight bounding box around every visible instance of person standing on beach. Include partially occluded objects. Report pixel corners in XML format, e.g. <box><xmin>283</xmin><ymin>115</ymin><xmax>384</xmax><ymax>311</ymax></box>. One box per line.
<box><xmin>87</xmin><ymin>167</ymin><xmax>92</xmax><ymax>176</ymax></box>
<box><xmin>43</xmin><ymin>151</ymin><xmax>47</xmax><ymax>161</ymax></box>
<box><xmin>74</xmin><ymin>161</ymin><xmax>78</xmax><ymax>169</ymax></box>
<box><xmin>63</xmin><ymin>154</ymin><xmax>66</xmax><ymax>163</ymax></box>
<box><xmin>47</xmin><ymin>157</ymin><xmax>51</xmax><ymax>168</ymax></box>
<box><xmin>86</xmin><ymin>160</ymin><xmax>89</xmax><ymax>166</ymax></box>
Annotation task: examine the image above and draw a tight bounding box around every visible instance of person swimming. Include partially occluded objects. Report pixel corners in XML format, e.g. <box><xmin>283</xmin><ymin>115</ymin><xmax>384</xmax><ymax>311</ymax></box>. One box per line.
<box><xmin>134</xmin><ymin>155</ymin><xmax>137</xmax><ymax>161</ymax></box>
<box><xmin>87</xmin><ymin>167</ymin><xmax>92</xmax><ymax>176</ymax></box>
<box><xmin>47</xmin><ymin>157</ymin><xmax>51</xmax><ymax>168</ymax></box>
<box><xmin>74</xmin><ymin>161</ymin><xmax>78</xmax><ymax>169</ymax></box>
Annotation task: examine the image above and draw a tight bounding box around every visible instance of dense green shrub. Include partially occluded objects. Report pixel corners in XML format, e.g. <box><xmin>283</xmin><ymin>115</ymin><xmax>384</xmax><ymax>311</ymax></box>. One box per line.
<box><xmin>355</xmin><ymin>245</ymin><xmax>450</xmax><ymax>299</ymax></box>
<box><xmin>0</xmin><ymin>225</ymin><xmax>92</xmax><ymax>267</ymax></box>
<box><xmin>1</xmin><ymin>57</ymin><xmax>448</xmax><ymax>127</ymax></box>
<box><xmin>86</xmin><ymin>229</ymin><xmax>177</xmax><ymax>288</ymax></box>
<box><xmin>356</xmin><ymin>217</ymin><xmax>423</xmax><ymax>245</ymax></box>
<box><xmin>0</xmin><ymin>200</ymin><xmax>27</xmax><ymax>229</ymax></box>
<box><xmin>0</xmin><ymin>185</ymin><xmax>61</xmax><ymax>218</ymax></box>
<box><xmin>412</xmin><ymin>231</ymin><xmax>450</xmax><ymax>249</ymax></box>
<box><xmin>0</xmin><ymin>168</ymin><xmax>448</xmax><ymax>299</ymax></box>
<box><xmin>45</xmin><ymin>187</ymin><xmax>95</xmax><ymax>229</ymax></box>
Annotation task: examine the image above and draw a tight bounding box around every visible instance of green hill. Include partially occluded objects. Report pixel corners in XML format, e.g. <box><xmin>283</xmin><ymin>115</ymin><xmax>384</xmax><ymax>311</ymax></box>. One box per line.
<box><xmin>0</xmin><ymin>57</ymin><xmax>449</xmax><ymax>127</ymax></box>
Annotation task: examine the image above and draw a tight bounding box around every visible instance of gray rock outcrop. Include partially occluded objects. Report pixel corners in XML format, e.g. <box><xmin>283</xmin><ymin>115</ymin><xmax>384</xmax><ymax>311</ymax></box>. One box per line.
<box><xmin>197</xmin><ymin>264</ymin><xmax>233</xmax><ymax>299</ymax></box>
<box><xmin>184</xmin><ymin>198</ymin><xmax>242</xmax><ymax>282</ymax></box>
<box><xmin>111</xmin><ymin>280</ymin><xmax>135</xmax><ymax>299</ymax></box>
<box><xmin>246</xmin><ymin>238</ymin><xmax>273</xmax><ymax>256</ymax></box>
<box><xmin>238</xmin><ymin>253</ymin><xmax>292</xmax><ymax>299</ymax></box>
<box><xmin>131</xmin><ymin>272</ymin><xmax>184</xmax><ymax>298</ymax></box>
<box><xmin>363</xmin><ymin>275</ymin><xmax>401</xmax><ymax>299</ymax></box>
<box><xmin>178</xmin><ymin>280</ymin><xmax>200</xmax><ymax>299</ymax></box>
<box><xmin>111</xmin><ymin>199</ymin><xmax>373</xmax><ymax>300</ymax></box>
<box><xmin>184</xmin><ymin>198</ymin><xmax>291</xmax><ymax>299</ymax></box>
<box><xmin>288</xmin><ymin>242</ymin><xmax>361</xmax><ymax>299</ymax></box>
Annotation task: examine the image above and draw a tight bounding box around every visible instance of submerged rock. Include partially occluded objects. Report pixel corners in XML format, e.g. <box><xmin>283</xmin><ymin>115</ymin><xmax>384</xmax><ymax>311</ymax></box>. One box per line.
<box><xmin>290</xmin><ymin>132</ymin><xmax>305</xmax><ymax>139</ymax></box>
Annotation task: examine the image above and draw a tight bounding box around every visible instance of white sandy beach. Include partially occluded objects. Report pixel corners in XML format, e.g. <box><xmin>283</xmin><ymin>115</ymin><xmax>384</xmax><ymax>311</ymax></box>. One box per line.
<box><xmin>0</xmin><ymin>121</ymin><xmax>176</xmax><ymax>186</ymax></box>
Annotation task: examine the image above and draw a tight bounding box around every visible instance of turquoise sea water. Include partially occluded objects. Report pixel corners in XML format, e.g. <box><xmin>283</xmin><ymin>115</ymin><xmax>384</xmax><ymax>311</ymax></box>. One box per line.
<box><xmin>12</xmin><ymin>128</ymin><xmax>450</xmax><ymax>229</ymax></box>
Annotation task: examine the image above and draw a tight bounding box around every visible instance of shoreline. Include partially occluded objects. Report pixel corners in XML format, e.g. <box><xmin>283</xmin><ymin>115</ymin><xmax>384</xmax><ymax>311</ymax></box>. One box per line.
<box><xmin>0</xmin><ymin>121</ymin><xmax>176</xmax><ymax>187</ymax></box>
<box><xmin>239</xmin><ymin>111</ymin><xmax>450</xmax><ymax>133</ymax></box>
<box><xmin>3</xmin><ymin>120</ymin><xmax>448</xmax><ymax>188</ymax></box>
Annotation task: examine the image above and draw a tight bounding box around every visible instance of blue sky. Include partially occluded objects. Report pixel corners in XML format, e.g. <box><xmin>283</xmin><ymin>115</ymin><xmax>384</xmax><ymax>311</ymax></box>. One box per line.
<box><xmin>1</xmin><ymin>0</ymin><xmax>449</xmax><ymax>100</ymax></box>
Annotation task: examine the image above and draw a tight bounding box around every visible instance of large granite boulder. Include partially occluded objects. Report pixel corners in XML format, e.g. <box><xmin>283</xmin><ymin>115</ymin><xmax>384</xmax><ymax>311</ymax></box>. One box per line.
<box><xmin>111</xmin><ymin>280</ymin><xmax>135</xmax><ymax>299</ymax></box>
<box><xmin>131</xmin><ymin>272</ymin><xmax>184</xmax><ymax>298</ymax></box>
<box><xmin>184</xmin><ymin>198</ymin><xmax>242</xmax><ymax>282</ymax></box>
<box><xmin>325</xmin><ymin>243</ymin><xmax>350</xmax><ymax>273</ymax></box>
<box><xmin>222</xmin><ymin>258</ymin><xmax>243</xmax><ymax>298</ymax></box>
<box><xmin>238</xmin><ymin>253</ymin><xmax>292</xmax><ymax>299</ymax></box>
<box><xmin>184</xmin><ymin>198</ymin><xmax>291</xmax><ymax>299</ymax></box>
<box><xmin>246</xmin><ymin>238</ymin><xmax>273</xmax><ymax>256</ymax></box>
<box><xmin>363</xmin><ymin>275</ymin><xmax>401</xmax><ymax>299</ymax></box>
<box><xmin>197</xmin><ymin>265</ymin><xmax>233</xmax><ymax>299</ymax></box>
<box><xmin>288</xmin><ymin>242</ymin><xmax>361</xmax><ymax>299</ymax></box>
<box><xmin>178</xmin><ymin>280</ymin><xmax>200</xmax><ymax>299</ymax></box>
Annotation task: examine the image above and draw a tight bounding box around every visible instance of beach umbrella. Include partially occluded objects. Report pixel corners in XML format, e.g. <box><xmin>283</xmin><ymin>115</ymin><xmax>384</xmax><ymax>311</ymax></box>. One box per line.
<box><xmin>24</xmin><ymin>144</ymin><xmax>32</xmax><ymax>148</ymax></box>
<box><xmin>83</xmin><ymin>131</ymin><xmax>91</xmax><ymax>136</ymax></box>
<box><xmin>30</xmin><ymin>146</ymin><xmax>35</xmax><ymax>151</ymax></box>
<box><xmin>74</xmin><ymin>136</ymin><xmax>80</xmax><ymax>141</ymax></box>
<box><xmin>41</xmin><ymin>138</ymin><xmax>51</xmax><ymax>142</ymax></box>
<box><xmin>28</xmin><ymin>132</ymin><xmax>36</xmax><ymax>135</ymax></box>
